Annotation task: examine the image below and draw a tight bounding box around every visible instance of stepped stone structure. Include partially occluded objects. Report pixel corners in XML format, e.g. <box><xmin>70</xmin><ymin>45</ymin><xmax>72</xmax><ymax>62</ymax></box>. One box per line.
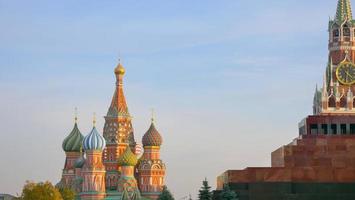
<box><xmin>57</xmin><ymin>62</ymin><xmax>166</xmax><ymax>200</ymax></box>
<box><xmin>214</xmin><ymin>1</ymin><xmax>355</xmax><ymax>200</ymax></box>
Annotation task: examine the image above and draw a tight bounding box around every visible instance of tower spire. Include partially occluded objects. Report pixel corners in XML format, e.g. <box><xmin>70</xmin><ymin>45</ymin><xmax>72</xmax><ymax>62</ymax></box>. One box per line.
<box><xmin>107</xmin><ymin>61</ymin><xmax>130</xmax><ymax>118</ymax></box>
<box><xmin>93</xmin><ymin>112</ymin><xmax>96</xmax><ymax>127</ymax></box>
<box><xmin>336</xmin><ymin>0</ymin><xmax>353</xmax><ymax>22</ymax></box>
<box><xmin>151</xmin><ymin>108</ymin><xmax>155</xmax><ymax>124</ymax></box>
<box><xmin>323</xmin><ymin>72</ymin><xmax>328</xmax><ymax>95</ymax></box>
<box><xmin>74</xmin><ymin>107</ymin><xmax>78</xmax><ymax>123</ymax></box>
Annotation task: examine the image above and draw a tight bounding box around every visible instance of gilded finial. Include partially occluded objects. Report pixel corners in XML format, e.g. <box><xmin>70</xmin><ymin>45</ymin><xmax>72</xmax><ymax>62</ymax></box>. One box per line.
<box><xmin>74</xmin><ymin>107</ymin><xmax>78</xmax><ymax>123</ymax></box>
<box><xmin>151</xmin><ymin>108</ymin><xmax>155</xmax><ymax>124</ymax></box>
<box><xmin>93</xmin><ymin>112</ymin><xmax>96</xmax><ymax>127</ymax></box>
<box><xmin>114</xmin><ymin>59</ymin><xmax>125</xmax><ymax>76</ymax></box>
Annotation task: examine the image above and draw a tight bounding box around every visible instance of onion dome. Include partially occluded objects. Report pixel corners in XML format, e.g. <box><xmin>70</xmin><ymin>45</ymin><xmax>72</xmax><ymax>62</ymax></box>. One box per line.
<box><xmin>142</xmin><ymin>121</ymin><xmax>162</xmax><ymax>147</ymax></box>
<box><xmin>117</xmin><ymin>147</ymin><xmax>138</xmax><ymax>166</ymax></box>
<box><xmin>62</xmin><ymin>122</ymin><xmax>84</xmax><ymax>152</ymax></box>
<box><xmin>115</xmin><ymin>62</ymin><xmax>125</xmax><ymax>76</ymax></box>
<box><xmin>83</xmin><ymin>118</ymin><xmax>106</xmax><ymax>151</ymax></box>
<box><xmin>74</xmin><ymin>154</ymin><xmax>85</xmax><ymax>168</ymax></box>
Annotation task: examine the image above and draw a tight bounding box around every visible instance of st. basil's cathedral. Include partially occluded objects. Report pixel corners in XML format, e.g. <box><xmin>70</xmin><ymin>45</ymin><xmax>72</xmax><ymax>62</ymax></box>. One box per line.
<box><xmin>56</xmin><ymin>62</ymin><xmax>166</xmax><ymax>200</ymax></box>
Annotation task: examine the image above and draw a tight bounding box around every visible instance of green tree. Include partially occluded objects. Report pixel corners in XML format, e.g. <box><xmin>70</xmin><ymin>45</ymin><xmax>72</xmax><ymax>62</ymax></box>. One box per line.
<box><xmin>198</xmin><ymin>178</ymin><xmax>212</xmax><ymax>200</ymax></box>
<box><xmin>59</xmin><ymin>187</ymin><xmax>75</xmax><ymax>200</ymax></box>
<box><xmin>158</xmin><ymin>186</ymin><xmax>175</xmax><ymax>200</ymax></box>
<box><xmin>20</xmin><ymin>181</ymin><xmax>63</xmax><ymax>200</ymax></box>
<box><xmin>220</xmin><ymin>184</ymin><xmax>238</xmax><ymax>200</ymax></box>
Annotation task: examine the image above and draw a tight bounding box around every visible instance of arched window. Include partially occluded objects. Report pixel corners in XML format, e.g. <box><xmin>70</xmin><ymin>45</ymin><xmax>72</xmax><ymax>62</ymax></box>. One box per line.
<box><xmin>334</xmin><ymin>29</ymin><xmax>340</xmax><ymax>37</ymax></box>
<box><xmin>329</xmin><ymin>96</ymin><xmax>336</xmax><ymax>108</ymax></box>
<box><xmin>344</xmin><ymin>25</ymin><xmax>351</xmax><ymax>37</ymax></box>
<box><xmin>340</xmin><ymin>96</ymin><xmax>347</xmax><ymax>108</ymax></box>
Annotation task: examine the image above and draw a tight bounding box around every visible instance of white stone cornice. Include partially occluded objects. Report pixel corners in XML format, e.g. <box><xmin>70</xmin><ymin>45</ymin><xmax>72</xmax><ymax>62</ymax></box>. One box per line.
<box><xmin>329</xmin><ymin>45</ymin><xmax>355</xmax><ymax>51</ymax></box>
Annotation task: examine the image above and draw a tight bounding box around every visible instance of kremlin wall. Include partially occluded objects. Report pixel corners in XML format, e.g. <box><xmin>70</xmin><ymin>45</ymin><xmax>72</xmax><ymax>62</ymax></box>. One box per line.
<box><xmin>214</xmin><ymin>0</ymin><xmax>355</xmax><ymax>200</ymax></box>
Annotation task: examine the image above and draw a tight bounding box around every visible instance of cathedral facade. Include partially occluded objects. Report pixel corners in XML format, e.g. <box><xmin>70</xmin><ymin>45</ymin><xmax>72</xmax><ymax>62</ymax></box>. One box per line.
<box><xmin>57</xmin><ymin>62</ymin><xmax>166</xmax><ymax>200</ymax></box>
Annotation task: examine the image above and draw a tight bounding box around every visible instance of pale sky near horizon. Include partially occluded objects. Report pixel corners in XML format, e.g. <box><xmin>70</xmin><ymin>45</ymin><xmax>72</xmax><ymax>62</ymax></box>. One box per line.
<box><xmin>0</xmin><ymin>0</ymin><xmax>342</xmax><ymax>198</ymax></box>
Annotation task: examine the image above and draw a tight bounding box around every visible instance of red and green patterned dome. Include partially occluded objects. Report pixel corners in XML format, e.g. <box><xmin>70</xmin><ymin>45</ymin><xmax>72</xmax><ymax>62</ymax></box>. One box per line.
<box><xmin>142</xmin><ymin>122</ymin><xmax>162</xmax><ymax>147</ymax></box>
<box><xmin>118</xmin><ymin>147</ymin><xmax>138</xmax><ymax>166</ymax></box>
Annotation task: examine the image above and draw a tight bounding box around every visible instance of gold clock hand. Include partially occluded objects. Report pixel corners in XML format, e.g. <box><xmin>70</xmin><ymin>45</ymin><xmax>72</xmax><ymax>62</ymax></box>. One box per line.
<box><xmin>345</xmin><ymin>70</ymin><xmax>354</xmax><ymax>79</ymax></box>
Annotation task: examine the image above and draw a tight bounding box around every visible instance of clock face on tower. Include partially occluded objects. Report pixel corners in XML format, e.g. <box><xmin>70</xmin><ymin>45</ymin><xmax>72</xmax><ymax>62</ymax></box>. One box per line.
<box><xmin>336</xmin><ymin>61</ymin><xmax>355</xmax><ymax>85</ymax></box>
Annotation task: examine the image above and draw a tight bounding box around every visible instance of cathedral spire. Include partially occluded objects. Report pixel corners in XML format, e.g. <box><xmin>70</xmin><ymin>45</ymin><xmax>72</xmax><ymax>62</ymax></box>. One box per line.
<box><xmin>336</xmin><ymin>0</ymin><xmax>353</xmax><ymax>22</ymax></box>
<box><xmin>151</xmin><ymin>108</ymin><xmax>155</xmax><ymax>124</ymax></box>
<box><xmin>93</xmin><ymin>112</ymin><xmax>96</xmax><ymax>127</ymax></box>
<box><xmin>107</xmin><ymin>60</ymin><xmax>130</xmax><ymax>118</ymax></box>
<box><xmin>74</xmin><ymin>107</ymin><xmax>78</xmax><ymax>123</ymax></box>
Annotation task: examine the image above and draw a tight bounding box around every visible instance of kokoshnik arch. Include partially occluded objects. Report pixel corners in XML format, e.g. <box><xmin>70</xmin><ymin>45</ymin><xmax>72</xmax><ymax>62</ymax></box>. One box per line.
<box><xmin>57</xmin><ymin>62</ymin><xmax>166</xmax><ymax>200</ymax></box>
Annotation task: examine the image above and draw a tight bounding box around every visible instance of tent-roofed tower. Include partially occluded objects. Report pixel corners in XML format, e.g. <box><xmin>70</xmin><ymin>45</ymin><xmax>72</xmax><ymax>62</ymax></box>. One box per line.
<box><xmin>336</xmin><ymin>0</ymin><xmax>353</xmax><ymax>22</ymax></box>
<box><xmin>329</xmin><ymin>0</ymin><xmax>355</xmax><ymax>64</ymax></box>
<box><xmin>314</xmin><ymin>0</ymin><xmax>355</xmax><ymax>114</ymax></box>
<box><xmin>103</xmin><ymin>61</ymin><xmax>137</xmax><ymax>191</ymax></box>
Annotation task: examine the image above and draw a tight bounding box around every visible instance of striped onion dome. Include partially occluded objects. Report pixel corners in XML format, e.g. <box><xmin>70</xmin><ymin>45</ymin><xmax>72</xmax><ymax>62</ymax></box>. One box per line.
<box><xmin>62</xmin><ymin>122</ymin><xmax>84</xmax><ymax>152</ymax></box>
<box><xmin>142</xmin><ymin>122</ymin><xmax>162</xmax><ymax>147</ymax></box>
<box><xmin>83</xmin><ymin>126</ymin><xmax>106</xmax><ymax>151</ymax></box>
<box><xmin>117</xmin><ymin>147</ymin><xmax>138</xmax><ymax>166</ymax></box>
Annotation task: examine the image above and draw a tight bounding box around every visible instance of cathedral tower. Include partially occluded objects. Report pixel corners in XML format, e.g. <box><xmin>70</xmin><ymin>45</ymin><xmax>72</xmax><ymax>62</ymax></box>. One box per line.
<box><xmin>59</xmin><ymin>114</ymin><xmax>84</xmax><ymax>188</ymax></box>
<box><xmin>117</xmin><ymin>147</ymin><xmax>141</xmax><ymax>200</ymax></box>
<box><xmin>80</xmin><ymin>118</ymin><xmax>106</xmax><ymax>200</ymax></box>
<box><xmin>103</xmin><ymin>61</ymin><xmax>137</xmax><ymax>190</ymax></box>
<box><xmin>137</xmin><ymin>118</ymin><xmax>166</xmax><ymax>200</ymax></box>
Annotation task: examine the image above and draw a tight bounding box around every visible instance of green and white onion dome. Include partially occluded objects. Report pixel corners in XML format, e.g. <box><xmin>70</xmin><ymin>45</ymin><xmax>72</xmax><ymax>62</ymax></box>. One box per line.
<box><xmin>83</xmin><ymin>126</ymin><xmax>106</xmax><ymax>151</ymax></box>
<box><xmin>117</xmin><ymin>147</ymin><xmax>138</xmax><ymax>166</ymax></box>
<box><xmin>62</xmin><ymin>123</ymin><xmax>84</xmax><ymax>152</ymax></box>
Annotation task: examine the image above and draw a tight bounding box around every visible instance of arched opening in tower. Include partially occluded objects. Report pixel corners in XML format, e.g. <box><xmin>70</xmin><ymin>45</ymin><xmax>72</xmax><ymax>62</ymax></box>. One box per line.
<box><xmin>328</xmin><ymin>96</ymin><xmax>336</xmax><ymax>108</ymax></box>
<box><xmin>340</xmin><ymin>96</ymin><xmax>347</xmax><ymax>108</ymax></box>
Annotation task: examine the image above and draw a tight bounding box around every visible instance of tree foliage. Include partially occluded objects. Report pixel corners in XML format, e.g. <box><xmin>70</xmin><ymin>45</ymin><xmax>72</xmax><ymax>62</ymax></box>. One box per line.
<box><xmin>158</xmin><ymin>186</ymin><xmax>175</xmax><ymax>200</ymax></box>
<box><xmin>220</xmin><ymin>184</ymin><xmax>238</xmax><ymax>200</ymax></box>
<box><xmin>198</xmin><ymin>178</ymin><xmax>212</xmax><ymax>200</ymax></box>
<box><xmin>58</xmin><ymin>187</ymin><xmax>75</xmax><ymax>200</ymax></box>
<box><xmin>20</xmin><ymin>181</ymin><xmax>63</xmax><ymax>200</ymax></box>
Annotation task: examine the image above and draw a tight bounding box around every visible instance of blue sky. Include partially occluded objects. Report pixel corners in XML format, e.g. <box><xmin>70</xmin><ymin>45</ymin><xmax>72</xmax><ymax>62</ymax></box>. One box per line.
<box><xmin>0</xmin><ymin>0</ymin><xmax>340</xmax><ymax>198</ymax></box>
